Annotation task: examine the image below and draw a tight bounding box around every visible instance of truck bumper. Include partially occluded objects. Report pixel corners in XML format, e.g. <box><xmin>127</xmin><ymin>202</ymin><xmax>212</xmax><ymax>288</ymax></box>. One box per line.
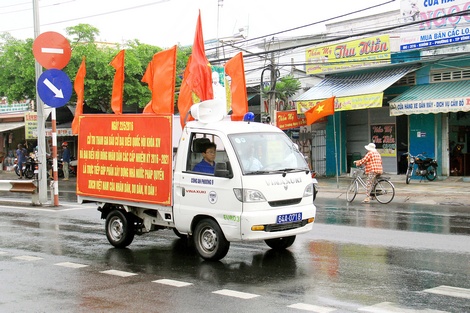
<box><xmin>238</xmin><ymin>204</ymin><xmax>316</xmax><ymax>241</ymax></box>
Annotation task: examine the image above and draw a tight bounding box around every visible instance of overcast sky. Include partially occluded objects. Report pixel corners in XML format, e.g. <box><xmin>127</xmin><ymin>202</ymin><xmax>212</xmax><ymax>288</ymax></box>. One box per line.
<box><xmin>0</xmin><ymin>0</ymin><xmax>400</xmax><ymax>47</ymax></box>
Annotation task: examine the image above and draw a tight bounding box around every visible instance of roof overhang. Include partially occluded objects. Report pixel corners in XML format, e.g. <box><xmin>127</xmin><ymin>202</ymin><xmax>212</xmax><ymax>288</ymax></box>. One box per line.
<box><xmin>390</xmin><ymin>80</ymin><xmax>470</xmax><ymax>116</ymax></box>
<box><xmin>294</xmin><ymin>66</ymin><xmax>418</xmax><ymax>113</ymax></box>
<box><xmin>0</xmin><ymin>121</ymin><xmax>24</xmax><ymax>132</ymax></box>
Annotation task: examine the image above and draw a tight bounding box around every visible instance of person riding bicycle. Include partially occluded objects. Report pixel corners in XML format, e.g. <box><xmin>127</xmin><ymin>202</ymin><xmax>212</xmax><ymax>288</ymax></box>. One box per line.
<box><xmin>354</xmin><ymin>143</ymin><xmax>383</xmax><ymax>203</ymax></box>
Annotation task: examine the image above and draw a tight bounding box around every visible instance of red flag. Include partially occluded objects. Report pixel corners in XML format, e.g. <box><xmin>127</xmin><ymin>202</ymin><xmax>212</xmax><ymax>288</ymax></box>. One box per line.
<box><xmin>187</xmin><ymin>11</ymin><xmax>213</xmax><ymax>101</ymax></box>
<box><xmin>305</xmin><ymin>96</ymin><xmax>336</xmax><ymax>125</ymax></box>
<box><xmin>142</xmin><ymin>46</ymin><xmax>177</xmax><ymax>114</ymax></box>
<box><xmin>225</xmin><ymin>52</ymin><xmax>248</xmax><ymax>121</ymax></box>
<box><xmin>177</xmin><ymin>56</ymin><xmax>194</xmax><ymax>127</ymax></box>
<box><xmin>110</xmin><ymin>50</ymin><xmax>125</xmax><ymax>114</ymax></box>
<box><xmin>72</xmin><ymin>57</ymin><xmax>86</xmax><ymax>135</ymax></box>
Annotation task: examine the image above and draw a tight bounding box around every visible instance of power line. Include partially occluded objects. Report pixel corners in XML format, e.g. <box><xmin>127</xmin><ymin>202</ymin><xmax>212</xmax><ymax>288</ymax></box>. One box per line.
<box><xmin>209</xmin><ymin>0</ymin><xmax>397</xmax><ymax>53</ymax></box>
<box><xmin>210</xmin><ymin>8</ymin><xmax>470</xmax><ymax>64</ymax></box>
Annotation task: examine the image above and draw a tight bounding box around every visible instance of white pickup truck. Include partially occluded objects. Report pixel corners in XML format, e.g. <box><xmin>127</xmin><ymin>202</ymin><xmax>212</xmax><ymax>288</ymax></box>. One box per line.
<box><xmin>77</xmin><ymin>100</ymin><xmax>316</xmax><ymax>261</ymax></box>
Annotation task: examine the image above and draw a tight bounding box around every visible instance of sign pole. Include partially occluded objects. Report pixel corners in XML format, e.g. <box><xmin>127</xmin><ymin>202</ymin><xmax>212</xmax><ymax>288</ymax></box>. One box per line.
<box><xmin>32</xmin><ymin>0</ymin><xmax>48</xmax><ymax>204</ymax></box>
<box><xmin>51</xmin><ymin>109</ymin><xmax>59</xmax><ymax>206</ymax></box>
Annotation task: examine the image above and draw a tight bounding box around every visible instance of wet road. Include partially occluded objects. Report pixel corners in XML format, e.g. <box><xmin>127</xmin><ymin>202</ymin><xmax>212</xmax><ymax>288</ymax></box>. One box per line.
<box><xmin>0</xmin><ymin>198</ymin><xmax>469</xmax><ymax>312</ymax></box>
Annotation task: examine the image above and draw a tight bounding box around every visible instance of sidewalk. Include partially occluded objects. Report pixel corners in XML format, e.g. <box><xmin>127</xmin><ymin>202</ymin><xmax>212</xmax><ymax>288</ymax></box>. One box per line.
<box><xmin>317</xmin><ymin>173</ymin><xmax>470</xmax><ymax>206</ymax></box>
<box><xmin>0</xmin><ymin>170</ymin><xmax>469</xmax><ymax>207</ymax></box>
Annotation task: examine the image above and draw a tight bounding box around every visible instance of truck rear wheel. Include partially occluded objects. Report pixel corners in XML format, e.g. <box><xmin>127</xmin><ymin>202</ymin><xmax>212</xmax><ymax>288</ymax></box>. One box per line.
<box><xmin>105</xmin><ymin>210</ymin><xmax>135</xmax><ymax>248</ymax></box>
<box><xmin>265</xmin><ymin>236</ymin><xmax>296</xmax><ymax>250</ymax></box>
<box><xmin>193</xmin><ymin>219</ymin><xmax>230</xmax><ymax>261</ymax></box>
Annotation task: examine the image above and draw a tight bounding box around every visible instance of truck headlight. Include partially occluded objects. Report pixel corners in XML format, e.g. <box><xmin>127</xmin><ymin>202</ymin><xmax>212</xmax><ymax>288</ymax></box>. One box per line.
<box><xmin>303</xmin><ymin>183</ymin><xmax>314</xmax><ymax>197</ymax></box>
<box><xmin>233</xmin><ymin>188</ymin><xmax>267</xmax><ymax>203</ymax></box>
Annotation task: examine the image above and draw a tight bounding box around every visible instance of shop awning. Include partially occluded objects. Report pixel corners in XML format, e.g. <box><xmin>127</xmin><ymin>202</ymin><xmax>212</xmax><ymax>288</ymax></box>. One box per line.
<box><xmin>294</xmin><ymin>66</ymin><xmax>418</xmax><ymax>113</ymax></box>
<box><xmin>0</xmin><ymin>121</ymin><xmax>24</xmax><ymax>132</ymax></box>
<box><xmin>389</xmin><ymin>80</ymin><xmax>470</xmax><ymax>116</ymax></box>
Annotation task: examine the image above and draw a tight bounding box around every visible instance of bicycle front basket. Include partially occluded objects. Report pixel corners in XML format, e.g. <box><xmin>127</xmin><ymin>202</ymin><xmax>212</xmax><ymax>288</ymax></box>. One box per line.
<box><xmin>349</xmin><ymin>168</ymin><xmax>364</xmax><ymax>178</ymax></box>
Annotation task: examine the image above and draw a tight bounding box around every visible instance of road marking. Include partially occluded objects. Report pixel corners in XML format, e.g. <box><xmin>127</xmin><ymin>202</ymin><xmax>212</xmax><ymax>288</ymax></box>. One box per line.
<box><xmin>288</xmin><ymin>302</ymin><xmax>336</xmax><ymax>312</ymax></box>
<box><xmin>424</xmin><ymin>285</ymin><xmax>470</xmax><ymax>300</ymax></box>
<box><xmin>153</xmin><ymin>279</ymin><xmax>193</xmax><ymax>287</ymax></box>
<box><xmin>100</xmin><ymin>269</ymin><xmax>137</xmax><ymax>277</ymax></box>
<box><xmin>0</xmin><ymin>251</ymin><xmax>8</xmax><ymax>255</ymax></box>
<box><xmin>55</xmin><ymin>262</ymin><xmax>89</xmax><ymax>268</ymax></box>
<box><xmin>359</xmin><ymin>301</ymin><xmax>448</xmax><ymax>312</ymax></box>
<box><xmin>212</xmin><ymin>289</ymin><xmax>259</xmax><ymax>299</ymax></box>
<box><xmin>13</xmin><ymin>255</ymin><xmax>43</xmax><ymax>261</ymax></box>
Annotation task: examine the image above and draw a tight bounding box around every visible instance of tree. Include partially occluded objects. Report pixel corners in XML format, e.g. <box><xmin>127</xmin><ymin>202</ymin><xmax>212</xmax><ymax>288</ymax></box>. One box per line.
<box><xmin>262</xmin><ymin>75</ymin><xmax>301</xmax><ymax>110</ymax></box>
<box><xmin>0</xmin><ymin>24</ymin><xmax>193</xmax><ymax>112</ymax></box>
<box><xmin>0</xmin><ymin>34</ymin><xmax>36</xmax><ymax>101</ymax></box>
<box><xmin>66</xmin><ymin>24</ymin><xmax>100</xmax><ymax>44</ymax></box>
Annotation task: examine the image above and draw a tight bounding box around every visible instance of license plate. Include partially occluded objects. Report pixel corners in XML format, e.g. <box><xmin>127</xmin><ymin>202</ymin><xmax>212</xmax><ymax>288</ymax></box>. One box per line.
<box><xmin>276</xmin><ymin>212</ymin><xmax>302</xmax><ymax>224</ymax></box>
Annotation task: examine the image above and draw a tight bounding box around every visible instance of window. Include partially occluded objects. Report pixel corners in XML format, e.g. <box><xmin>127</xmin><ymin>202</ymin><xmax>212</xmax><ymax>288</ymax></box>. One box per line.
<box><xmin>431</xmin><ymin>68</ymin><xmax>470</xmax><ymax>82</ymax></box>
<box><xmin>187</xmin><ymin>133</ymin><xmax>229</xmax><ymax>174</ymax></box>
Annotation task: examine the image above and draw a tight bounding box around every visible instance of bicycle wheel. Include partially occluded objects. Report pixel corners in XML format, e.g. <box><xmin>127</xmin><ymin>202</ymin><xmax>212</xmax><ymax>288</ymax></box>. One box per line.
<box><xmin>346</xmin><ymin>180</ymin><xmax>358</xmax><ymax>202</ymax></box>
<box><xmin>374</xmin><ymin>179</ymin><xmax>395</xmax><ymax>204</ymax></box>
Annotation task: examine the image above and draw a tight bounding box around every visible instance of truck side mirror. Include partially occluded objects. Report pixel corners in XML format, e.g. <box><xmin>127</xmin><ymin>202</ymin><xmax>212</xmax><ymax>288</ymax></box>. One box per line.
<box><xmin>214</xmin><ymin>162</ymin><xmax>233</xmax><ymax>178</ymax></box>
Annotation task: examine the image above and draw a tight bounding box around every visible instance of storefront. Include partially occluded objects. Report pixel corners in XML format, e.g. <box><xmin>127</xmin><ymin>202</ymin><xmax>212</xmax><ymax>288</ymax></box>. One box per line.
<box><xmin>295</xmin><ymin>65</ymin><xmax>418</xmax><ymax>176</ymax></box>
<box><xmin>390</xmin><ymin>76</ymin><xmax>470</xmax><ymax>177</ymax></box>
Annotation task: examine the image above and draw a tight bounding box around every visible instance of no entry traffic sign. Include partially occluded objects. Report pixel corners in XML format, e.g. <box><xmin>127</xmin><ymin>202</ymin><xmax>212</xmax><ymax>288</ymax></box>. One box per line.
<box><xmin>37</xmin><ymin>69</ymin><xmax>72</xmax><ymax>108</ymax></box>
<box><xmin>33</xmin><ymin>31</ymin><xmax>71</xmax><ymax>70</ymax></box>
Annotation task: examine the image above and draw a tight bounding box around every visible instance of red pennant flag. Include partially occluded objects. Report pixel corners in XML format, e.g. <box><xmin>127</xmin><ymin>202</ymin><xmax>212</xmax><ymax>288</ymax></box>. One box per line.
<box><xmin>177</xmin><ymin>56</ymin><xmax>194</xmax><ymax>128</ymax></box>
<box><xmin>110</xmin><ymin>50</ymin><xmax>125</xmax><ymax>114</ymax></box>
<box><xmin>305</xmin><ymin>96</ymin><xmax>336</xmax><ymax>125</ymax></box>
<box><xmin>72</xmin><ymin>57</ymin><xmax>86</xmax><ymax>135</ymax></box>
<box><xmin>225</xmin><ymin>52</ymin><xmax>248</xmax><ymax>121</ymax></box>
<box><xmin>142</xmin><ymin>46</ymin><xmax>177</xmax><ymax>114</ymax></box>
<box><xmin>186</xmin><ymin>11</ymin><xmax>213</xmax><ymax>101</ymax></box>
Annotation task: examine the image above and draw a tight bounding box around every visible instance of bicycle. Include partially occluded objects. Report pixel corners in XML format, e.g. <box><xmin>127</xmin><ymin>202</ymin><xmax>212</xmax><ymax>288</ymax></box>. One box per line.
<box><xmin>346</xmin><ymin>167</ymin><xmax>395</xmax><ymax>204</ymax></box>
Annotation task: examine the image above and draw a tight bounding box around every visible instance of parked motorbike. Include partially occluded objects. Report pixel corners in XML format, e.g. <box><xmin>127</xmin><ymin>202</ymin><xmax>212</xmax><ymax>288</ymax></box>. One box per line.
<box><xmin>404</xmin><ymin>152</ymin><xmax>438</xmax><ymax>184</ymax></box>
<box><xmin>13</xmin><ymin>155</ymin><xmax>37</xmax><ymax>179</ymax></box>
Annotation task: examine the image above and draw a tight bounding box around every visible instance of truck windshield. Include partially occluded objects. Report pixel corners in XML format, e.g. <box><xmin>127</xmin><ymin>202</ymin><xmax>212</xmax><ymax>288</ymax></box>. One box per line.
<box><xmin>229</xmin><ymin>132</ymin><xmax>309</xmax><ymax>174</ymax></box>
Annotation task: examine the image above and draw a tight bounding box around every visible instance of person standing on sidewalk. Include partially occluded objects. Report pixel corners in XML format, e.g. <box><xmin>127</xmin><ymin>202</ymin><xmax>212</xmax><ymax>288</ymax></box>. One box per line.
<box><xmin>16</xmin><ymin>144</ymin><xmax>27</xmax><ymax>179</ymax></box>
<box><xmin>354</xmin><ymin>143</ymin><xmax>383</xmax><ymax>203</ymax></box>
<box><xmin>61</xmin><ymin>142</ymin><xmax>71</xmax><ymax>181</ymax></box>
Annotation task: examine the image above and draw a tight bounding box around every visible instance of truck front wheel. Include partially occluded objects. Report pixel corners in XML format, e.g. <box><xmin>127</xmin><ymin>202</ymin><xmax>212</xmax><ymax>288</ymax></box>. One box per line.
<box><xmin>105</xmin><ymin>210</ymin><xmax>135</xmax><ymax>248</ymax></box>
<box><xmin>193</xmin><ymin>219</ymin><xmax>230</xmax><ymax>261</ymax></box>
<box><xmin>265</xmin><ymin>236</ymin><xmax>296</xmax><ymax>250</ymax></box>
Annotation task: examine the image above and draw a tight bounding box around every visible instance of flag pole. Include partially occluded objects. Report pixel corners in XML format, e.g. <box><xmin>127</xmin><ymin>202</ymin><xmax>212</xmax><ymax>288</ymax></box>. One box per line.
<box><xmin>333</xmin><ymin>108</ymin><xmax>339</xmax><ymax>188</ymax></box>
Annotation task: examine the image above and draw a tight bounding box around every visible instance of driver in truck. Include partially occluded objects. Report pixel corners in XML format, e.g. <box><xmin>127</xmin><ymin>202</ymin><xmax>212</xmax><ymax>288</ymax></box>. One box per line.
<box><xmin>193</xmin><ymin>142</ymin><xmax>217</xmax><ymax>174</ymax></box>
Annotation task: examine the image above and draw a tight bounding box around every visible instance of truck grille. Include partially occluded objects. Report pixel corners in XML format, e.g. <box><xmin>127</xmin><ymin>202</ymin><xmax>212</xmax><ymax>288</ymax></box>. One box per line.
<box><xmin>264</xmin><ymin>219</ymin><xmax>308</xmax><ymax>232</ymax></box>
<box><xmin>268</xmin><ymin>198</ymin><xmax>301</xmax><ymax>207</ymax></box>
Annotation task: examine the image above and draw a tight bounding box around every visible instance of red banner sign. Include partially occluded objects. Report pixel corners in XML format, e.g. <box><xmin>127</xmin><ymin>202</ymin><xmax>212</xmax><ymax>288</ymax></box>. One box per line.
<box><xmin>276</xmin><ymin>110</ymin><xmax>307</xmax><ymax>130</ymax></box>
<box><xmin>77</xmin><ymin>114</ymin><xmax>173</xmax><ymax>206</ymax></box>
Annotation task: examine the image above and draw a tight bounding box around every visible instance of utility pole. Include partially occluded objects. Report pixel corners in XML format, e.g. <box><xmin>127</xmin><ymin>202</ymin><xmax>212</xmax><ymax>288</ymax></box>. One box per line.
<box><xmin>260</xmin><ymin>52</ymin><xmax>279</xmax><ymax>124</ymax></box>
<box><xmin>32</xmin><ymin>0</ymin><xmax>48</xmax><ymax>204</ymax></box>
<box><xmin>269</xmin><ymin>53</ymin><xmax>277</xmax><ymax>126</ymax></box>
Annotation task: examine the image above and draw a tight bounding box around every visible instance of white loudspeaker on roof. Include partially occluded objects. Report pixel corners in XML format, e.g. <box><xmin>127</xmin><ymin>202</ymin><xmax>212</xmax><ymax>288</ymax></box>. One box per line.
<box><xmin>190</xmin><ymin>99</ymin><xmax>225</xmax><ymax>123</ymax></box>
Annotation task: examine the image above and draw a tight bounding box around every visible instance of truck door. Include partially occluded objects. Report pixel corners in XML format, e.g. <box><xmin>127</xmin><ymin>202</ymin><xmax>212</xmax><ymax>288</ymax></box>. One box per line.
<box><xmin>173</xmin><ymin>132</ymin><xmax>242</xmax><ymax>240</ymax></box>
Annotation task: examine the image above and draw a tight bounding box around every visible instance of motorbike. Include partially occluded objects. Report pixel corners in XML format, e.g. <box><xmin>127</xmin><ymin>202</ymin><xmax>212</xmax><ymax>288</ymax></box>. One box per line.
<box><xmin>14</xmin><ymin>155</ymin><xmax>37</xmax><ymax>179</ymax></box>
<box><xmin>404</xmin><ymin>152</ymin><xmax>438</xmax><ymax>184</ymax></box>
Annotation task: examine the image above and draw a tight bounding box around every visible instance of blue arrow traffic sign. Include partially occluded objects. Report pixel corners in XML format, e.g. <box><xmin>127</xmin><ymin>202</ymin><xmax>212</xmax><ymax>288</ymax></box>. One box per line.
<box><xmin>37</xmin><ymin>69</ymin><xmax>72</xmax><ymax>108</ymax></box>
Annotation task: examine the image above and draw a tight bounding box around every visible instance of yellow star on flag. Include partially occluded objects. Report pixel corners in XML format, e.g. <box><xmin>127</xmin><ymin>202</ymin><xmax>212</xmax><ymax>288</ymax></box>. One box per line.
<box><xmin>315</xmin><ymin>104</ymin><xmax>324</xmax><ymax>113</ymax></box>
